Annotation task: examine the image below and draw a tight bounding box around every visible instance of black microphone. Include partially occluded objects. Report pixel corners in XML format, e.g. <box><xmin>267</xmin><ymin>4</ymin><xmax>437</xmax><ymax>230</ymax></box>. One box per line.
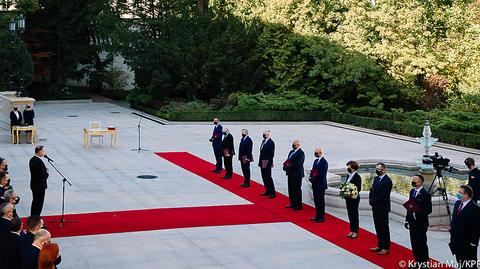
<box><xmin>44</xmin><ymin>155</ymin><xmax>54</xmax><ymax>162</ymax></box>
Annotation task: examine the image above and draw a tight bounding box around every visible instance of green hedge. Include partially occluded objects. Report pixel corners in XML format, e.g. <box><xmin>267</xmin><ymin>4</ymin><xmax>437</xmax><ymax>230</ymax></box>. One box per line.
<box><xmin>155</xmin><ymin>110</ymin><xmax>480</xmax><ymax>148</ymax></box>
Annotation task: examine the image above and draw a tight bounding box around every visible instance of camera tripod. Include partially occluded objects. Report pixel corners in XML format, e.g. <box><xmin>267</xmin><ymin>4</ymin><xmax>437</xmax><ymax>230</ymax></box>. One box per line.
<box><xmin>427</xmin><ymin>168</ymin><xmax>452</xmax><ymax>222</ymax></box>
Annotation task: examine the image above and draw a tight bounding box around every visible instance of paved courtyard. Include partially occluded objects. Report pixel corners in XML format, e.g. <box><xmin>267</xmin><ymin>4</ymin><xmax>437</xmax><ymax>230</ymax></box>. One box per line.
<box><xmin>0</xmin><ymin>100</ymin><xmax>479</xmax><ymax>268</ymax></box>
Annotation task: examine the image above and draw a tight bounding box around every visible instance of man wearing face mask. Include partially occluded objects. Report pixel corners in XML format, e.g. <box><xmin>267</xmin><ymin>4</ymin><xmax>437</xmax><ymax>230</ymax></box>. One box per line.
<box><xmin>465</xmin><ymin>157</ymin><xmax>480</xmax><ymax>203</ymax></box>
<box><xmin>2</xmin><ymin>190</ymin><xmax>20</xmax><ymax>218</ymax></box>
<box><xmin>10</xmin><ymin>105</ymin><xmax>23</xmax><ymax>144</ymax></box>
<box><xmin>284</xmin><ymin>140</ymin><xmax>305</xmax><ymax>210</ymax></box>
<box><xmin>239</xmin><ymin>129</ymin><xmax>253</xmax><ymax>187</ymax></box>
<box><xmin>209</xmin><ymin>118</ymin><xmax>223</xmax><ymax>173</ymax></box>
<box><xmin>449</xmin><ymin>185</ymin><xmax>480</xmax><ymax>269</ymax></box>
<box><xmin>369</xmin><ymin>162</ymin><xmax>392</xmax><ymax>255</ymax></box>
<box><xmin>221</xmin><ymin>128</ymin><xmax>235</xmax><ymax>179</ymax></box>
<box><xmin>405</xmin><ymin>174</ymin><xmax>432</xmax><ymax>268</ymax></box>
<box><xmin>259</xmin><ymin>130</ymin><xmax>276</xmax><ymax>198</ymax></box>
<box><xmin>309</xmin><ymin>147</ymin><xmax>328</xmax><ymax>222</ymax></box>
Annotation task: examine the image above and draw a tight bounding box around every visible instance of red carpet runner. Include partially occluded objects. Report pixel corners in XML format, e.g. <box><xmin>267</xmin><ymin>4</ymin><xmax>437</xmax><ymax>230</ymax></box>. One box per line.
<box><xmin>41</xmin><ymin>205</ymin><xmax>284</xmax><ymax>238</ymax></box>
<box><xmin>157</xmin><ymin>152</ymin><xmax>449</xmax><ymax>269</ymax></box>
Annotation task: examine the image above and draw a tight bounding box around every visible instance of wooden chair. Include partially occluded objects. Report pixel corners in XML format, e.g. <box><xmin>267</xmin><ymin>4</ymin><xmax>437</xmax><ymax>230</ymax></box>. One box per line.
<box><xmin>89</xmin><ymin>121</ymin><xmax>104</xmax><ymax>144</ymax></box>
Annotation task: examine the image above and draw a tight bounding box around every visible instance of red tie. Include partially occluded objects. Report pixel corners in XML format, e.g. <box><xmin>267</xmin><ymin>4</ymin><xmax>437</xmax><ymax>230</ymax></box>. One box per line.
<box><xmin>457</xmin><ymin>203</ymin><xmax>463</xmax><ymax>215</ymax></box>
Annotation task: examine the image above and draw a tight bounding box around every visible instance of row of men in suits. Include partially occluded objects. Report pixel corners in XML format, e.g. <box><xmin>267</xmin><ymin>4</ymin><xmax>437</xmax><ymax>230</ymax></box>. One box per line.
<box><xmin>0</xmin><ymin>211</ymin><xmax>60</xmax><ymax>269</ymax></box>
<box><xmin>209</xmin><ymin>120</ymin><xmax>329</xmax><ymax>221</ymax></box>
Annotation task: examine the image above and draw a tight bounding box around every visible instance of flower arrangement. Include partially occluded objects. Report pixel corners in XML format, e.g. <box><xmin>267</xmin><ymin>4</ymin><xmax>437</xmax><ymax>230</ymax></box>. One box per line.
<box><xmin>339</xmin><ymin>182</ymin><xmax>359</xmax><ymax>199</ymax></box>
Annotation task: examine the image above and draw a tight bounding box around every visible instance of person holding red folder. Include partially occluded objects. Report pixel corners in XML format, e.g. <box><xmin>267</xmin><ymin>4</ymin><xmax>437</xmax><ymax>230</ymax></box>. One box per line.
<box><xmin>221</xmin><ymin>128</ymin><xmax>235</xmax><ymax>179</ymax></box>
<box><xmin>309</xmin><ymin>147</ymin><xmax>328</xmax><ymax>222</ymax></box>
<box><xmin>283</xmin><ymin>140</ymin><xmax>305</xmax><ymax>210</ymax></box>
<box><xmin>404</xmin><ymin>174</ymin><xmax>432</xmax><ymax>268</ymax></box>
<box><xmin>258</xmin><ymin>130</ymin><xmax>276</xmax><ymax>198</ymax></box>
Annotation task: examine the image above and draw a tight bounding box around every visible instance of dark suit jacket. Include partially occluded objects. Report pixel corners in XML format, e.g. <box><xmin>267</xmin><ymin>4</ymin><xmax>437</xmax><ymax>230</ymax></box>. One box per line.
<box><xmin>468</xmin><ymin>168</ymin><xmax>480</xmax><ymax>201</ymax></box>
<box><xmin>238</xmin><ymin>136</ymin><xmax>253</xmax><ymax>162</ymax></box>
<box><xmin>450</xmin><ymin>200</ymin><xmax>480</xmax><ymax>250</ymax></box>
<box><xmin>10</xmin><ymin>110</ymin><xmax>22</xmax><ymax>126</ymax></box>
<box><xmin>405</xmin><ymin>187</ymin><xmax>432</xmax><ymax>227</ymax></box>
<box><xmin>221</xmin><ymin>133</ymin><xmax>235</xmax><ymax>156</ymax></box>
<box><xmin>1</xmin><ymin>232</ymin><xmax>22</xmax><ymax>269</ymax></box>
<box><xmin>21</xmin><ymin>244</ymin><xmax>40</xmax><ymax>269</ymax></box>
<box><xmin>29</xmin><ymin>156</ymin><xmax>49</xmax><ymax>191</ymax></box>
<box><xmin>310</xmin><ymin>157</ymin><xmax>328</xmax><ymax>189</ymax></box>
<box><xmin>211</xmin><ymin>124</ymin><xmax>223</xmax><ymax>149</ymax></box>
<box><xmin>23</xmin><ymin>109</ymin><xmax>35</xmax><ymax>125</ymax></box>
<box><xmin>0</xmin><ymin>218</ymin><xmax>10</xmax><ymax>239</ymax></box>
<box><xmin>20</xmin><ymin>231</ymin><xmax>35</xmax><ymax>252</ymax></box>
<box><xmin>258</xmin><ymin>139</ymin><xmax>275</xmax><ymax>168</ymax></box>
<box><xmin>368</xmin><ymin>174</ymin><xmax>392</xmax><ymax>213</ymax></box>
<box><xmin>285</xmin><ymin>149</ymin><xmax>305</xmax><ymax>178</ymax></box>
<box><xmin>346</xmin><ymin>172</ymin><xmax>362</xmax><ymax>199</ymax></box>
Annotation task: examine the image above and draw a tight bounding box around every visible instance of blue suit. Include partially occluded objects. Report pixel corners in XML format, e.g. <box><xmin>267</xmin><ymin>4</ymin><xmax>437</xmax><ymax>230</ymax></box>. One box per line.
<box><xmin>239</xmin><ymin>136</ymin><xmax>253</xmax><ymax>184</ymax></box>
<box><xmin>259</xmin><ymin>139</ymin><xmax>275</xmax><ymax>195</ymax></box>
<box><xmin>210</xmin><ymin>124</ymin><xmax>223</xmax><ymax>171</ymax></box>
<box><xmin>309</xmin><ymin>157</ymin><xmax>328</xmax><ymax>219</ymax></box>
<box><xmin>450</xmin><ymin>200</ymin><xmax>480</xmax><ymax>267</ymax></box>
<box><xmin>369</xmin><ymin>174</ymin><xmax>392</xmax><ymax>250</ymax></box>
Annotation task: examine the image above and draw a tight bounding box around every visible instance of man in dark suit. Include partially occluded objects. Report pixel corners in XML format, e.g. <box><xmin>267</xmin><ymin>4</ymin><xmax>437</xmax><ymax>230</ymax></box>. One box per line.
<box><xmin>345</xmin><ymin>160</ymin><xmax>362</xmax><ymax>239</ymax></box>
<box><xmin>0</xmin><ymin>217</ymin><xmax>23</xmax><ymax>268</ymax></box>
<box><xmin>259</xmin><ymin>130</ymin><xmax>276</xmax><ymax>198</ymax></box>
<box><xmin>465</xmin><ymin>157</ymin><xmax>480</xmax><ymax>203</ymax></box>
<box><xmin>239</xmin><ymin>129</ymin><xmax>253</xmax><ymax>187</ymax></box>
<box><xmin>405</xmin><ymin>174</ymin><xmax>432</xmax><ymax>267</ymax></box>
<box><xmin>284</xmin><ymin>140</ymin><xmax>305</xmax><ymax>210</ymax></box>
<box><xmin>10</xmin><ymin>105</ymin><xmax>23</xmax><ymax>127</ymax></box>
<box><xmin>21</xmin><ymin>228</ymin><xmax>51</xmax><ymax>269</ymax></box>
<box><xmin>209</xmin><ymin>118</ymin><xmax>223</xmax><ymax>173</ymax></box>
<box><xmin>221</xmin><ymin>128</ymin><xmax>235</xmax><ymax>179</ymax></box>
<box><xmin>0</xmin><ymin>202</ymin><xmax>14</xmax><ymax>246</ymax></box>
<box><xmin>309</xmin><ymin>147</ymin><xmax>328</xmax><ymax>222</ymax></box>
<box><xmin>369</xmin><ymin>162</ymin><xmax>392</xmax><ymax>255</ymax></box>
<box><xmin>21</xmin><ymin>215</ymin><xmax>43</xmax><ymax>251</ymax></box>
<box><xmin>449</xmin><ymin>185</ymin><xmax>480</xmax><ymax>269</ymax></box>
<box><xmin>29</xmin><ymin>145</ymin><xmax>49</xmax><ymax>217</ymax></box>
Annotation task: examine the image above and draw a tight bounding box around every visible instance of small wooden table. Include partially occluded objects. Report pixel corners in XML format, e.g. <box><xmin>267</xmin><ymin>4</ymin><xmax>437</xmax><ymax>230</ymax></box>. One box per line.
<box><xmin>11</xmin><ymin>125</ymin><xmax>36</xmax><ymax>144</ymax></box>
<box><xmin>83</xmin><ymin>128</ymin><xmax>117</xmax><ymax>149</ymax></box>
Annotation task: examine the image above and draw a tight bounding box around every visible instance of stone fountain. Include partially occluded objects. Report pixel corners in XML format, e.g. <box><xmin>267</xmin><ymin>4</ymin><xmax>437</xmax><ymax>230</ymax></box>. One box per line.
<box><xmin>416</xmin><ymin>120</ymin><xmax>438</xmax><ymax>186</ymax></box>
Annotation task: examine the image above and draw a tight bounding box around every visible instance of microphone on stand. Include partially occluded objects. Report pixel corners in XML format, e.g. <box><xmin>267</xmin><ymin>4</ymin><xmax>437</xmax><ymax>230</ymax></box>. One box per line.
<box><xmin>44</xmin><ymin>155</ymin><xmax>54</xmax><ymax>163</ymax></box>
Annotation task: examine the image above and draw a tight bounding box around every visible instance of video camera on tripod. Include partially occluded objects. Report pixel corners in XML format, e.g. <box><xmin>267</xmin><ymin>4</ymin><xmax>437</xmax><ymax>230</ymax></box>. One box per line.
<box><xmin>422</xmin><ymin>152</ymin><xmax>453</xmax><ymax>221</ymax></box>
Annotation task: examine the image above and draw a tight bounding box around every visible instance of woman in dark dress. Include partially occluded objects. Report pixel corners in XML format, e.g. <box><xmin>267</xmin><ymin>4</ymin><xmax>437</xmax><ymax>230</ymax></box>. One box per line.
<box><xmin>345</xmin><ymin>161</ymin><xmax>362</xmax><ymax>239</ymax></box>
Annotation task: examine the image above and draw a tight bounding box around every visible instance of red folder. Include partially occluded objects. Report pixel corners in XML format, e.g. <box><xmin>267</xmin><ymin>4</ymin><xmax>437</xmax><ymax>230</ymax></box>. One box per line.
<box><xmin>283</xmin><ymin>160</ymin><xmax>293</xmax><ymax>170</ymax></box>
<box><xmin>261</xmin><ymin>160</ymin><xmax>269</xmax><ymax>169</ymax></box>
<box><xmin>310</xmin><ymin>169</ymin><xmax>319</xmax><ymax>178</ymax></box>
<box><xmin>223</xmin><ymin>149</ymin><xmax>231</xmax><ymax>157</ymax></box>
<box><xmin>403</xmin><ymin>198</ymin><xmax>423</xmax><ymax>213</ymax></box>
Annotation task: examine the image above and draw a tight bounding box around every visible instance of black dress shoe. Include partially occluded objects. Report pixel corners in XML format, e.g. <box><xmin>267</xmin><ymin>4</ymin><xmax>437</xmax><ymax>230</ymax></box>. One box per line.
<box><xmin>260</xmin><ymin>193</ymin><xmax>269</xmax><ymax>196</ymax></box>
<box><xmin>285</xmin><ymin>205</ymin><xmax>294</xmax><ymax>208</ymax></box>
<box><xmin>267</xmin><ymin>194</ymin><xmax>276</xmax><ymax>199</ymax></box>
<box><xmin>240</xmin><ymin>183</ymin><xmax>250</xmax><ymax>187</ymax></box>
<box><xmin>215</xmin><ymin>171</ymin><xmax>222</xmax><ymax>174</ymax></box>
<box><xmin>210</xmin><ymin>169</ymin><xmax>217</xmax><ymax>172</ymax></box>
<box><xmin>310</xmin><ymin>217</ymin><xmax>317</xmax><ymax>221</ymax></box>
<box><xmin>293</xmin><ymin>207</ymin><xmax>303</xmax><ymax>211</ymax></box>
<box><xmin>222</xmin><ymin>176</ymin><xmax>232</xmax><ymax>179</ymax></box>
<box><xmin>314</xmin><ymin>218</ymin><xmax>325</xmax><ymax>223</ymax></box>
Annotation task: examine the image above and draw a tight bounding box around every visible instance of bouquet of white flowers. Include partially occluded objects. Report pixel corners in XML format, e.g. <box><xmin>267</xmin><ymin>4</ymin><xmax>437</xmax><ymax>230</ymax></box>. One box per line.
<box><xmin>339</xmin><ymin>182</ymin><xmax>359</xmax><ymax>199</ymax></box>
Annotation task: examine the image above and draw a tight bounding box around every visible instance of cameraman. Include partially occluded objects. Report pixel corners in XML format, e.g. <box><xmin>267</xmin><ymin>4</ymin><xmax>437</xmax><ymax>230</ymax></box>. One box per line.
<box><xmin>465</xmin><ymin>157</ymin><xmax>480</xmax><ymax>203</ymax></box>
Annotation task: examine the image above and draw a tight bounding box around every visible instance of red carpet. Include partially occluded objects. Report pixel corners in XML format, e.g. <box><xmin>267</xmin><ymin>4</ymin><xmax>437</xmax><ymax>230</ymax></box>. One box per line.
<box><xmin>157</xmin><ymin>152</ymin><xmax>450</xmax><ymax>269</ymax></box>
<box><xmin>36</xmin><ymin>204</ymin><xmax>285</xmax><ymax>238</ymax></box>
